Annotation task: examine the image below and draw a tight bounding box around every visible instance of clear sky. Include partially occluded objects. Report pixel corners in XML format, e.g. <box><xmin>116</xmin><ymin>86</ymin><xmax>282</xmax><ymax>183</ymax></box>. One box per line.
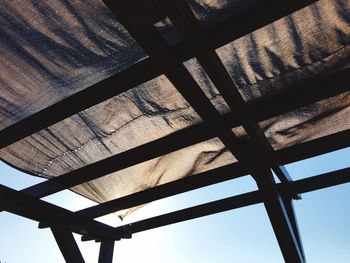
<box><xmin>0</xmin><ymin>147</ymin><xmax>349</xmax><ymax>263</ymax></box>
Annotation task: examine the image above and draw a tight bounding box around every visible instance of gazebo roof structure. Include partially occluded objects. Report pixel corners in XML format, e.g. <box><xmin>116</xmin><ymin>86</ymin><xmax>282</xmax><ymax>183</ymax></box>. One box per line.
<box><xmin>0</xmin><ymin>0</ymin><xmax>349</xmax><ymax>262</ymax></box>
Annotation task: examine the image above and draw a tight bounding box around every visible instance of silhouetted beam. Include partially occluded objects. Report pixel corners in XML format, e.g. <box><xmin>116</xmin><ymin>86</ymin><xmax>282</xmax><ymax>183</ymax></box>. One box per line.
<box><xmin>254</xmin><ymin>168</ymin><xmax>304</xmax><ymax>262</ymax></box>
<box><xmin>124</xmin><ymin>191</ymin><xmax>262</xmax><ymax>234</ymax></box>
<box><xmin>0</xmin><ymin>0</ymin><xmax>319</xmax><ymax>149</ymax></box>
<box><xmin>217</xmin><ymin>0</ymin><xmax>319</xmax><ymax>46</ymax></box>
<box><xmin>98</xmin><ymin>240</ymin><xmax>115</xmax><ymax>263</ymax></box>
<box><xmin>111</xmin><ymin>166</ymin><xmax>350</xmax><ymax>236</ymax></box>
<box><xmin>18</xmin><ymin>70</ymin><xmax>350</xmax><ymax>199</ymax></box>
<box><xmin>277</xmin><ymin>128</ymin><xmax>350</xmax><ymax>165</ymax></box>
<box><xmin>51</xmin><ymin>225</ymin><xmax>85</xmax><ymax>263</ymax></box>
<box><xmin>0</xmin><ymin>184</ymin><xmax>125</xmax><ymax>240</ymax></box>
<box><xmin>280</xmin><ymin>197</ymin><xmax>305</xmax><ymax>260</ymax></box>
<box><xmin>294</xmin><ymin>167</ymin><xmax>350</xmax><ymax>193</ymax></box>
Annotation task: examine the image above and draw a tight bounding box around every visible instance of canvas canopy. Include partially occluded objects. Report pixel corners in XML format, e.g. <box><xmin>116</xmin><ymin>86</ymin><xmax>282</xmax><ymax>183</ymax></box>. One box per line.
<box><xmin>1</xmin><ymin>0</ymin><xmax>349</xmax><ymax>219</ymax></box>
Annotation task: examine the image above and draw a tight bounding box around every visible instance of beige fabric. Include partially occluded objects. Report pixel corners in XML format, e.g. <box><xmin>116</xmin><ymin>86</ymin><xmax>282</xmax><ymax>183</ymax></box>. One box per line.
<box><xmin>0</xmin><ymin>0</ymin><xmax>349</xmax><ymax>218</ymax></box>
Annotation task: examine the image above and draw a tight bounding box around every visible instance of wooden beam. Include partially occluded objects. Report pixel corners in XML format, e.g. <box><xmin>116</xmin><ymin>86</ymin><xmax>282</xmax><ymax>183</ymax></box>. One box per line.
<box><xmin>98</xmin><ymin>240</ymin><xmax>115</xmax><ymax>263</ymax></box>
<box><xmin>51</xmin><ymin>225</ymin><xmax>85</xmax><ymax>263</ymax></box>
<box><xmin>0</xmin><ymin>184</ymin><xmax>125</xmax><ymax>240</ymax></box>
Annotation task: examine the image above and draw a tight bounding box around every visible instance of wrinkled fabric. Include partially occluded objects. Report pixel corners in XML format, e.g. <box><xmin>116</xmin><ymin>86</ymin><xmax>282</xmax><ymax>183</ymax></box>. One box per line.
<box><xmin>0</xmin><ymin>0</ymin><xmax>349</xmax><ymax>218</ymax></box>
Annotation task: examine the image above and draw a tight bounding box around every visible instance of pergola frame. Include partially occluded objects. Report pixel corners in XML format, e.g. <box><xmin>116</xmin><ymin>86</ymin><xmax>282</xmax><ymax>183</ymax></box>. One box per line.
<box><xmin>1</xmin><ymin>0</ymin><xmax>349</xmax><ymax>262</ymax></box>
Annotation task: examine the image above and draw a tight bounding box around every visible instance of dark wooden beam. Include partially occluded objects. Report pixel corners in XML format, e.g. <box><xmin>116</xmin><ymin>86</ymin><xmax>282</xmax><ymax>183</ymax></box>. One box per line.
<box><xmin>51</xmin><ymin>225</ymin><xmax>85</xmax><ymax>263</ymax></box>
<box><xmin>0</xmin><ymin>184</ymin><xmax>125</xmax><ymax>240</ymax></box>
<box><xmin>277</xmin><ymin>128</ymin><xmax>350</xmax><ymax>164</ymax></box>
<box><xmin>123</xmin><ymin>191</ymin><xmax>262</xmax><ymax>235</ymax></box>
<box><xmin>98</xmin><ymin>240</ymin><xmax>115</xmax><ymax>263</ymax></box>
<box><xmin>249</xmin><ymin>69</ymin><xmax>350</xmax><ymax>121</ymax></box>
<box><xmin>201</xmin><ymin>0</ymin><xmax>319</xmax><ymax>50</ymax></box>
<box><xmin>254</xmin><ymin>168</ymin><xmax>305</xmax><ymax>262</ymax></box>
<box><xmin>293</xmin><ymin>167</ymin><xmax>350</xmax><ymax>193</ymax></box>
<box><xmin>280</xmin><ymin>197</ymin><xmax>305</xmax><ymax>260</ymax></box>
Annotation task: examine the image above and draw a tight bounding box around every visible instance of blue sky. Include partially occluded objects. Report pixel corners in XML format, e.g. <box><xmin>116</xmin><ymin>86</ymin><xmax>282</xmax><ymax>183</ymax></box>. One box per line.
<box><xmin>0</xmin><ymin>147</ymin><xmax>349</xmax><ymax>263</ymax></box>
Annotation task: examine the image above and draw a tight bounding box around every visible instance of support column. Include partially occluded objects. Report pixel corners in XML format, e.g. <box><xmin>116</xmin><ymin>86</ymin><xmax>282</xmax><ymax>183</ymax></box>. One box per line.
<box><xmin>281</xmin><ymin>196</ymin><xmax>305</xmax><ymax>260</ymax></box>
<box><xmin>98</xmin><ymin>240</ymin><xmax>115</xmax><ymax>263</ymax></box>
<box><xmin>255</xmin><ymin>169</ymin><xmax>305</xmax><ymax>263</ymax></box>
<box><xmin>50</xmin><ymin>225</ymin><xmax>85</xmax><ymax>263</ymax></box>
